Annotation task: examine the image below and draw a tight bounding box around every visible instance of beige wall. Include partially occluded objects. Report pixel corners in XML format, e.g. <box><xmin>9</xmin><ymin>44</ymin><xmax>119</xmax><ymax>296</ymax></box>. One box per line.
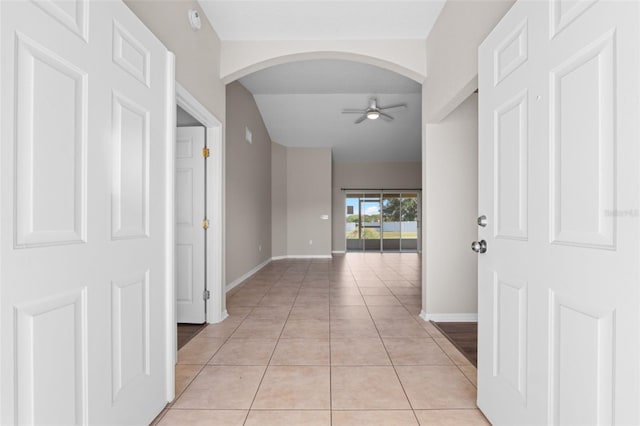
<box><xmin>332</xmin><ymin>162</ymin><xmax>422</xmax><ymax>252</ymax></box>
<box><xmin>286</xmin><ymin>148</ymin><xmax>332</xmax><ymax>257</ymax></box>
<box><xmin>271</xmin><ymin>142</ymin><xmax>288</xmax><ymax>257</ymax></box>
<box><xmin>225</xmin><ymin>82</ymin><xmax>272</xmax><ymax>284</ymax></box>
<box><xmin>124</xmin><ymin>0</ymin><xmax>226</xmax><ymax>121</ymax></box>
<box><xmin>423</xmin><ymin>0</ymin><xmax>514</xmax><ymax>123</ymax></box>
<box><xmin>423</xmin><ymin>94</ymin><xmax>478</xmax><ymax>316</ymax></box>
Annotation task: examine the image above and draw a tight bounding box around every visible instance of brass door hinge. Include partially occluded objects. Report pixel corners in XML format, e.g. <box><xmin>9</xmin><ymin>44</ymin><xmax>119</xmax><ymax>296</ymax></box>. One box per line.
<box><xmin>202</xmin><ymin>219</ymin><xmax>209</xmax><ymax>230</ymax></box>
<box><xmin>202</xmin><ymin>147</ymin><xmax>210</xmax><ymax>158</ymax></box>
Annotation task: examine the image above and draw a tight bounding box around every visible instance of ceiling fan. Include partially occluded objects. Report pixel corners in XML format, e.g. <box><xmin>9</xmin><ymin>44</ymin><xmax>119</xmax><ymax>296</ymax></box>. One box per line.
<box><xmin>342</xmin><ymin>98</ymin><xmax>407</xmax><ymax>124</ymax></box>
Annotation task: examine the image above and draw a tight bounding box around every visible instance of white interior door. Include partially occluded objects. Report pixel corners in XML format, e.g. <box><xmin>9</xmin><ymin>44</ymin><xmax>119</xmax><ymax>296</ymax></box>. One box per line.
<box><xmin>477</xmin><ymin>1</ymin><xmax>639</xmax><ymax>424</ymax></box>
<box><xmin>0</xmin><ymin>1</ymin><xmax>174</xmax><ymax>424</ymax></box>
<box><xmin>176</xmin><ymin>127</ymin><xmax>206</xmax><ymax>324</ymax></box>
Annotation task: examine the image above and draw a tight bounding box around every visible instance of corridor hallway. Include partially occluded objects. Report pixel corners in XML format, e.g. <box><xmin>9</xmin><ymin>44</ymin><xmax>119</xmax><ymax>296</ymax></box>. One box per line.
<box><xmin>154</xmin><ymin>254</ymin><xmax>486</xmax><ymax>425</ymax></box>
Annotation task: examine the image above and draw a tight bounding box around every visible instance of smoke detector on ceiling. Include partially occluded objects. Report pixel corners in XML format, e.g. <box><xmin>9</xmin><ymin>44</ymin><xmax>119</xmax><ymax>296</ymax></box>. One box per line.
<box><xmin>188</xmin><ymin>9</ymin><xmax>202</xmax><ymax>31</ymax></box>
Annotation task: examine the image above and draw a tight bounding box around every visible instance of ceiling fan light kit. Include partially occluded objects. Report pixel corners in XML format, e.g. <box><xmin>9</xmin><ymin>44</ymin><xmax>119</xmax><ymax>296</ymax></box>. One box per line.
<box><xmin>342</xmin><ymin>97</ymin><xmax>407</xmax><ymax>124</ymax></box>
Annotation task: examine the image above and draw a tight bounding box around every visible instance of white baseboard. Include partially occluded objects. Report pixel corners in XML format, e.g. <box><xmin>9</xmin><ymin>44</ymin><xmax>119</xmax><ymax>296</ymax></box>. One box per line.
<box><xmin>272</xmin><ymin>255</ymin><xmax>332</xmax><ymax>259</ymax></box>
<box><xmin>207</xmin><ymin>309</ymin><xmax>228</xmax><ymax>324</ymax></box>
<box><xmin>225</xmin><ymin>259</ymin><xmax>271</xmax><ymax>292</ymax></box>
<box><xmin>420</xmin><ymin>310</ymin><xmax>478</xmax><ymax>322</ymax></box>
<box><xmin>226</xmin><ymin>254</ymin><xmax>335</xmax><ymax>293</ymax></box>
<box><xmin>332</xmin><ymin>250</ymin><xmax>346</xmax><ymax>254</ymax></box>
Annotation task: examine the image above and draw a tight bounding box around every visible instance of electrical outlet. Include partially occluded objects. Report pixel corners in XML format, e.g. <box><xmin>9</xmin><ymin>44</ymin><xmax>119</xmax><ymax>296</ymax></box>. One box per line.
<box><xmin>258</xmin><ymin>244</ymin><xmax>262</xmax><ymax>252</ymax></box>
<box><xmin>309</xmin><ymin>240</ymin><xmax>313</xmax><ymax>245</ymax></box>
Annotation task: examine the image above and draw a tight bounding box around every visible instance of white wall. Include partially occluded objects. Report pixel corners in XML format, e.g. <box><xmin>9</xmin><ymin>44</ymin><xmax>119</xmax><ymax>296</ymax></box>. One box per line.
<box><xmin>332</xmin><ymin>162</ymin><xmax>421</xmax><ymax>252</ymax></box>
<box><xmin>423</xmin><ymin>94</ymin><xmax>478</xmax><ymax>318</ymax></box>
<box><xmin>285</xmin><ymin>148</ymin><xmax>332</xmax><ymax>257</ymax></box>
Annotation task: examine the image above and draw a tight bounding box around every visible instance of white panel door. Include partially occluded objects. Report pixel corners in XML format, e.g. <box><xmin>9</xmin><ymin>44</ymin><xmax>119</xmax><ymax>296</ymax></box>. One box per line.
<box><xmin>176</xmin><ymin>127</ymin><xmax>206</xmax><ymax>324</ymax></box>
<box><xmin>477</xmin><ymin>1</ymin><xmax>639</xmax><ymax>424</ymax></box>
<box><xmin>0</xmin><ymin>1</ymin><xmax>174</xmax><ymax>425</ymax></box>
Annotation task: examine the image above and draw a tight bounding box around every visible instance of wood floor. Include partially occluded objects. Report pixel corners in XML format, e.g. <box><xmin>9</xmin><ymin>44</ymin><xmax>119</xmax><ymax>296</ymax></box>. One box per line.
<box><xmin>177</xmin><ymin>323</ymin><xmax>207</xmax><ymax>350</ymax></box>
<box><xmin>432</xmin><ymin>321</ymin><xmax>477</xmax><ymax>367</ymax></box>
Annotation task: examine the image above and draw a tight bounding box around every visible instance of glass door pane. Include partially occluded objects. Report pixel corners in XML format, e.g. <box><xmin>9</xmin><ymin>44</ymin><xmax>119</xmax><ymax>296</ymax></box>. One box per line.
<box><xmin>400</xmin><ymin>193</ymin><xmax>418</xmax><ymax>251</ymax></box>
<box><xmin>345</xmin><ymin>192</ymin><xmax>419</xmax><ymax>253</ymax></box>
<box><xmin>382</xmin><ymin>194</ymin><xmax>401</xmax><ymax>252</ymax></box>
<box><xmin>361</xmin><ymin>196</ymin><xmax>381</xmax><ymax>251</ymax></box>
<box><xmin>345</xmin><ymin>194</ymin><xmax>362</xmax><ymax>251</ymax></box>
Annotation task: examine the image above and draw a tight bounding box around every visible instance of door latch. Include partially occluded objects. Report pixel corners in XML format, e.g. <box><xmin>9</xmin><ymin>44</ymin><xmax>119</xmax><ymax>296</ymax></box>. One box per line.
<box><xmin>471</xmin><ymin>240</ymin><xmax>487</xmax><ymax>254</ymax></box>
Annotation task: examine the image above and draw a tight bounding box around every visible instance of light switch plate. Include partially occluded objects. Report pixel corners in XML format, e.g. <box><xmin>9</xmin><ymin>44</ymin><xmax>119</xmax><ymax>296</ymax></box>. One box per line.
<box><xmin>245</xmin><ymin>127</ymin><xmax>252</xmax><ymax>144</ymax></box>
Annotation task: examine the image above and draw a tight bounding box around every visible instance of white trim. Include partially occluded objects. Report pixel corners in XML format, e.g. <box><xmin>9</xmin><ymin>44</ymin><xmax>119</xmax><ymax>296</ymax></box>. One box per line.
<box><xmin>225</xmin><ymin>258</ymin><xmax>272</xmax><ymax>292</ymax></box>
<box><xmin>175</xmin><ymin>84</ymin><xmax>220</xmax><ymax>128</ymax></box>
<box><xmin>208</xmin><ymin>309</ymin><xmax>228</xmax><ymax>325</ymax></box>
<box><xmin>225</xmin><ymin>254</ymin><xmax>334</xmax><ymax>294</ymax></box>
<box><xmin>272</xmin><ymin>255</ymin><xmax>332</xmax><ymax>260</ymax></box>
<box><xmin>163</xmin><ymin>53</ymin><xmax>176</xmax><ymax>404</ymax></box>
<box><xmin>420</xmin><ymin>311</ymin><xmax>478</xmax><ymax>322</ymax></box>
<box><xmin>175</xmin><ymin>82</ymin><xmax>225</xmax><ymax>325</ymax></box>
<box><xmin>331</xmin><ymin>250</ymin><xmax>346</xmax><ymax>254</ymax></box>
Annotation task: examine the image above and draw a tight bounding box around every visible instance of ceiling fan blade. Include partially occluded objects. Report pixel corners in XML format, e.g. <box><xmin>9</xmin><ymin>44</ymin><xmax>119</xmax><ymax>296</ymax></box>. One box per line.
<box><xmin>354</xmin><ymin>114</ymin><xmax>368</xmax><ymax>124</ymax></box>
<box><xmin>342</xmin><ymin>109</ymin><xmax>366</xmax><ymax>114</ymax></box>
<box><xmin>380</xmin><ymin>112</ymin><xmax>394</xmax><ymax>121</ymax></box>
<box><xmin>378</xmin><ymin>103</ymin><xmax>407</xmax><ymax>111</ymax></box>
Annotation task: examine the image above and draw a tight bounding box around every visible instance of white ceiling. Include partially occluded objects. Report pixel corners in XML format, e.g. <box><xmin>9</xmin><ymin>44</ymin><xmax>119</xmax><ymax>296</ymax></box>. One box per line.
<box><xmin>239</xmin><ymin>60</ymin><xmax>421</xmax><ymax>162</ymax></box>
<box><xmin>198</xmin><ymin>1</ymin><xmax>446</xmax><ymax>41</ymax></box>
<box><xmin>239</xmin><ymin>60</ymin><xmax>421</xmax><ymax>94</ymax></box>
<box><xmin>199</xmin><ymin>1</ymin><xmax>441</xmax><ymax>163</ymax></box>
<box><xmin>252</xmin><ymin>92</ymin><xmax>422</xmax><ymax>162</ymax></box>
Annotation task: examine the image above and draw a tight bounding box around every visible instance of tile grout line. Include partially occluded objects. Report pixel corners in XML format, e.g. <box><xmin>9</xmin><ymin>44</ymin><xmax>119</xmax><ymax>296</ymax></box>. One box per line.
<box><xmin>171</xmin><ymin>306</ymin><xmax>253</xmax><ymax>409</ymax></box>
<box><xmin>365</xmin><ymin>259</ymin><xmax>423</xmax><ymax>425</ymax></box>
<box><xmin>241</xmin><ymin>260</ymin><xmax>309</xmax><ymax>426</ymax></box>
<box><xmin>168</xmin><ymin>254</ymin><xmax>480</xmax><ymax>425</ymax></box>
<box><xmin>328</xmin><ymin>262</ymin><xmax>336</xmax><ymax>426</ymax></box>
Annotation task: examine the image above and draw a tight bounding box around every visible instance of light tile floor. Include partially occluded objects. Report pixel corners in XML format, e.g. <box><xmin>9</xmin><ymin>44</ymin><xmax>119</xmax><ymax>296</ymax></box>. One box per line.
<box><xmin>154</xmin><ymin>253</ymin><xmax>488</xmax><ymax>426</ymax></box>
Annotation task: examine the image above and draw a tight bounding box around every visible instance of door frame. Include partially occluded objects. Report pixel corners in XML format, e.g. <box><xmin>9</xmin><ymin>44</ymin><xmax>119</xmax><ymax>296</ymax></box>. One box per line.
<box><xmin>164</xmin><ymin>82</ymin><xmax>225</xmax><ymax>406</ymax></box>
<box><xmin>175</xmin><ymin>83</ymin><xmax>225</xmax><ymax>324</ymax></box>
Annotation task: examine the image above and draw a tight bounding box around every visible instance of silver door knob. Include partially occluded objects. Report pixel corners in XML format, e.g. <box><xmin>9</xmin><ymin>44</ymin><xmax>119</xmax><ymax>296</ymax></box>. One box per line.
<box><xmin>477</xmin><ymin>215</ymin><xmax>487</xmax><ymax>227</ymax></box>
<box><xmin>471</xmin><ymin>240</ymin><xmax>487</xmax><ymax>253</ymax></box>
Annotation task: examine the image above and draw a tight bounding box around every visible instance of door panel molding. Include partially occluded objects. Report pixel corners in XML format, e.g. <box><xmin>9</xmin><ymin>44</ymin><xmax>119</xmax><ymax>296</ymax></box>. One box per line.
<box><xmin>14</xmin><ymin>33</ymin><xmax>87</xmax><ymax>248</ymax></box>
<box><xmin>111</xmin><ymin>91</ymin><xmax>150</xmax><ymax>240</ymax></box>
<box><xmin>111</xmin><ymin>271</ymin><xmax>150</xmax><ymax>403</ymax></box>
<box><xmin>14</xmin><ymin>288</ymin><xmax>88</xmax><ymax>425</ymax></box>
<box><xmin>492</xmin><ymin>271</ymin><xmax>527</xmax><ymax>403</ymax></box>
<box><xmin>32</xmin><ymin>0</ymin><xmax>89</xmax><ymax>42</ymax></box>
<box><xmin>494</xmin><ymin>18</ymin><xmax>529</xmax><ymax>86</ymax></box>
<box><xmin>493</xmin><ymin>89</ymin><xmax>528</xmax><ymax>241</ymax></box>
<box><xmin>547</xmin><ymin>290</ymin><xmax>614</xmax><ymax>426</ymax></box>
<box><xmin>549</xmin><ymin>30</ymin><xmax>616</xmax><ymax>250</ymax></box>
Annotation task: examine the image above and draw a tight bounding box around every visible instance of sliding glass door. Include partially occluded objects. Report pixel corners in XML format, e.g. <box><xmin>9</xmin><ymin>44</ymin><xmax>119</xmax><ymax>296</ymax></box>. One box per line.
<box><xmin>361</xmin><ymin>196</ymin><xmax>381</xmax><ymax>251</ymax></box>
<box><xmin>345</xmin><ymin>191</ymin><xmax>420</xmax><ymax>252</ymax></box>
